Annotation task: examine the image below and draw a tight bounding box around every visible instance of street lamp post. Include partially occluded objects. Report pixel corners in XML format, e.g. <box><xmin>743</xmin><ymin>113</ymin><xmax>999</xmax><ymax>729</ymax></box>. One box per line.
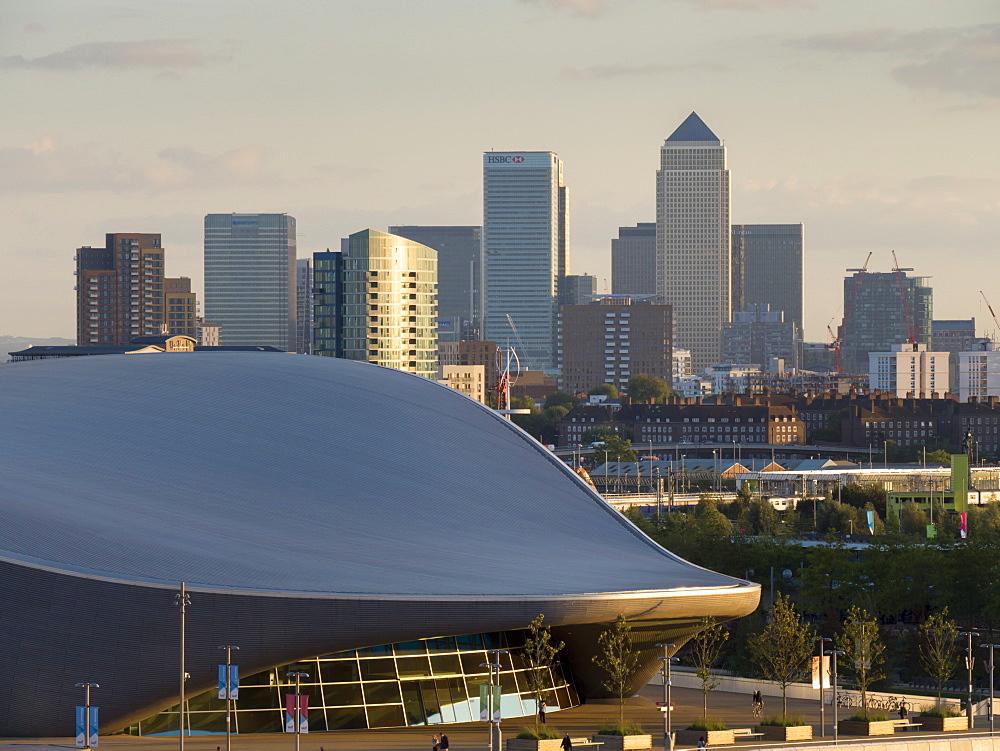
<box><xmin>286</xmin><ymin>671</ymin><xmax>309</xmax><ymax>751</ymax></box>
<box><xmin>218</xmin><ymin>645</ymin><xmax>239</xmax><ymax>751</ymax></box>
<box><xmin>982</xmin><ymin>643</ymin><xmax>1000</xmax><ymax>735</ymax></box>
<box><xmin>654</xmin><ymin>467</ymin><xmax>662</xmax><ymax>521</ymax></box>
<box><xmin>831</xmin><ymin>650</ymin><xmax>845</xmax><ymax>744</ymax></box>
<box><xmin>713</xmin><ymin>450</ymin><xmax>718</xmax><ymax>493</ymax></box>
<box><xmin>173</xmin><ymin>582</ymin><xmax>191</xmax><ymax>751</ymax></box>
<box><xmin>75</xmin><ymin>682</ymin><xmax>99</xmax><ymax>750</ymax></box>
<box><xmin>960</xmin><ymin>630</ymin><xmax>980</xmax><ymax>729</ymax></box>
<box><xmin>655</xmin><ymin>643</ymin><xmax>676</xmax><ymax>751</ymax></box>
<box><xmin>816</xmin><ymin>637</ymin><xmax>832</xmax><ymax>736</ymax></box>
<box><xmin>480</xmin><ymin>649</ymin><xmax>508</xmax><ymax>751</ymax></box>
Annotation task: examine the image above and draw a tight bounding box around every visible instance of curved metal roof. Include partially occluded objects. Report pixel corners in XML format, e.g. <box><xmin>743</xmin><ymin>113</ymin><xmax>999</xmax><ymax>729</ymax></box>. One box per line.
<box><xmin>0</xmin><ymin>354</ymin><xmax>745</xmax><ymax>598</ymax></box>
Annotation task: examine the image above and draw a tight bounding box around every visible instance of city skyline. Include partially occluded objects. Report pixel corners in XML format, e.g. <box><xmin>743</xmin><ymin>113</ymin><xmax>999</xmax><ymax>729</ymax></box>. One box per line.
<box><xmin>2</xmin><ymin>0</ymin><xmax>997</xmax><ymax>341</ymax></box>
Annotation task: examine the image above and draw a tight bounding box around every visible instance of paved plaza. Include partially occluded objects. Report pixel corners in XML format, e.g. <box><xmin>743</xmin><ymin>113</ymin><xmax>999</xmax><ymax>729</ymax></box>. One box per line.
<box><xmin>3</xmin><ymin>684</ymin><xmax>996</xmax><ymax>751</ymax></box>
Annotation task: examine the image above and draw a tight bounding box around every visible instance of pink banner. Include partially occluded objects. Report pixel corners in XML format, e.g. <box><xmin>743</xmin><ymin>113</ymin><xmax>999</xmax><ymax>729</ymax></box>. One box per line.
<box><xmin>284</xmin><ymin>694</ymin><xmax>309</xmax><ymax>733</ymax></box>
<box><xmin>960</xmin><ymin>512</ymin><xmax>967</xmax><ymax>539</ymax></box>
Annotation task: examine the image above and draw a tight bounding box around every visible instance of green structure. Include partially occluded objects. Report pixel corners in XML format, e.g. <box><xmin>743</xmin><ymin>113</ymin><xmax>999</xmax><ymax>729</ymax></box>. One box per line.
<box><xmin>886</xmin><ymin>454</ymin><xmax>970</xmax><ymax>517</ymax></box>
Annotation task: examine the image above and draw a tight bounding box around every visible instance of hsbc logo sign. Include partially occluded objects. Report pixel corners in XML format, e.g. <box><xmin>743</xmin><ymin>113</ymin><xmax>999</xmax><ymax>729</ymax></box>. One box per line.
<box><xmin>487</xmin><ymin>155</ymin><xmax>527</xmax><ymax>164</ymax></box>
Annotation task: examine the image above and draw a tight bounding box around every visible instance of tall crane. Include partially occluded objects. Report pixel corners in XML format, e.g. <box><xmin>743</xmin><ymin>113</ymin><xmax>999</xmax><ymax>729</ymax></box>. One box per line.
<box><xmin>981</xmin><ymin>291</ymin><xmax>1000</xmax><ymax>345</ymax></box>
<box><xmin>891</xmin><ymin>250</ymin><xmax>918</xmax><ymax>344</ymax></box>
<box><xmin>829</xmin><ymin>251</ymin><xmax>872</xmax><ymax>373</ymax></box>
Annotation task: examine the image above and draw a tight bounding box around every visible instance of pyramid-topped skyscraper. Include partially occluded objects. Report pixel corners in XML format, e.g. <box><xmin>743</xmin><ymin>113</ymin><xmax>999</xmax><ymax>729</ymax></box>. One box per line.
<box><xmin>656</xmin><ymin>112</ymin><xmax>731</xmax><ymax>371</ymax></box>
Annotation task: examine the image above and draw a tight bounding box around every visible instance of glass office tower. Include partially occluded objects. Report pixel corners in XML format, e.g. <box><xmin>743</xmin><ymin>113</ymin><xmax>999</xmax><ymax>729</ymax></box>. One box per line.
<box><xmin>731</xmin><ymin>224</ymin><xmax>804</xmax><ymax>334</ymax></box>
<box><xmin>483</xmin><ymin>152</ymin><xmax>569</xmax><ymax>373</ymax></box>
<box><xmin>204</xmin><ymin>214</ymin><xmax>296</xmax><ymax>350</ymax></box>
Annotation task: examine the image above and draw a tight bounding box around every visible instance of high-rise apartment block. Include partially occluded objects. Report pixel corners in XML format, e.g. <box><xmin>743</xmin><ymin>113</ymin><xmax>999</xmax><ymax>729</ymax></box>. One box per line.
<box><xmin>611</xmin><ymin>223</ymin><xmax>656</xmax><ymax>296</ymax></box>
<box><xmin>483</xmin><ymin>151</ymin><xmax>569</xmax><ymax>373</ymax></box>
<box><xmin>558</xmin><ymin>297</ymin><xmax>672</xmax><ymax>395</ymax></box>
<box><xmin>312</xmin><ymin>250</ymin><xmax>343</xmax><ymax>359</ymax></box>
<box><xmin>869</xmin><ymin>343</ymin><xmax>948</xmax><ymax>398</ymax></box>
<box><xmin>731</xmin><ymin>224</ymin><xmax>804</xmax><ymax>333</ymax></box>
<box><xmin>721</xmin><ymin>304</ymin><xmax>798</xmax><ymax>369</ymax></box>
<box><xmin>841</xmin><ymin>271</ymin><xmax>932</xmax><ymax>374</ymax></box>
<box><xmin>164</xmin><ymin>277</ymin><xmax>197</xmax><ymax>339</ymax></box>
<box><xmin>933</xmin><ymin>319</ymin><xmax>979</xmax><ymax>388</ymax></box>
<box><xmin>296</xmin><ymin>259</ymin><xmax>313</xmax><ymax>354</ymax></box>
<box><xmin>204</xmin><ymin>213</ymin><xmax>296</xmax><ymax>351</ymax></box>
<box><xmin>389</xmin><ymin>226</ymin><xmax>483</xmax><ymax>342</ymax></box>
<box><xmin>337</xmin><ymin>229</ymin><xmax>437</xmax><ymax>377</ymax></box>
<box><xmin>957</xmin><ymin>348</ymin><xmax>1000</xmax><ymax>402</ymax></box>
<box><xmin>656</xmin><ymin>113</ymin><xmax>731</xmax><ymax>372</ymax></box>
<box><xmin>76</xmin><ymin>233</ymin><xmax>165</xmax><ymax>345</ymax></box>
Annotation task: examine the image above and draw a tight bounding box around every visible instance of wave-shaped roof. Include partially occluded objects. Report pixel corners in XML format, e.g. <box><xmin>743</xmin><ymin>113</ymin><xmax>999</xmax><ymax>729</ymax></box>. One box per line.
<box><xmin>0</xmin><ymin>354</ymin><xmax>741</xmax><ymax>597</ymax></box>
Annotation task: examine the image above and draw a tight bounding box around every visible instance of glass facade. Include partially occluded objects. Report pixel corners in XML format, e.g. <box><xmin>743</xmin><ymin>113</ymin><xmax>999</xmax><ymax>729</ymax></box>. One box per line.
<box><xmin>611</xmin><ymin>223</ymin><xmax>656</xmax><ymax>297</ymax></box>
<box><xmin>312</xmin><ymin>251</ymin><xmax>343</xmax><ymax>358</ymax></box>
<box><xmin>132</xmin><ymin>631</ymin><xmax>579</xmax><ymax>735</ymax></box>
<box><xmin>731</xmin><ymin>224</ymin><xmax>804</xmax><ymax>334</ymax></box>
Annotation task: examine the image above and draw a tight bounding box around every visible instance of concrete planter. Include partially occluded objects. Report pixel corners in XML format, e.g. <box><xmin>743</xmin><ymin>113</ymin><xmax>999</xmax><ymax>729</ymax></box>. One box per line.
<box><xmin>591</xmin><ymin>733</ymin><xmax>654</xmax><ymax>750</ymax></box>
<box><xmin>837</xmin><ymin>719</ymin><xmax>896</xmax><ymax>736</ymax></box>
<box><xmin>755</xmin><ymin>724</ymin><xmax>813</xmax><ymax>742</ymax></box>
<box><xmin>916</xmin><ymin>715</ymin><xmax>967</xmax><ymax>731</ymax></box>
<box><xmin>507</xmin><ymin>739</ymin><xmax>565</xmax><ymax>751</ymax></box>
<box><xmin>675</xmin><ymin>730</ymin><xmax>735</xmax><ymax>746</ymax></box>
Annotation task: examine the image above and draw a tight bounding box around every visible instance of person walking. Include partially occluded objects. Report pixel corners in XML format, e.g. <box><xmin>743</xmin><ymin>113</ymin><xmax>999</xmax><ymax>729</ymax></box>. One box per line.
<box><xmin>538</xmin><ymin>699</ymin><xmax>547</xmax><ymax>724</ymax></box>
<box><xmin>561</xmin><ymin>733</ymin><xmax>573</xmax><ymax>750</ymax></box>
<box><xmin>439</xmin><ymin>732</ymin><xmax>450</xmax><ymax>750</ymax></box>
<box><xmin>432</xmin><ymin>733</ymin><xmax>439</xmax><ymax>751</ymax></box>
<box><xmin>752</xmin><ymin>690</ymin><xmax>763</xmax><ymax>717</ymax></box>
<box><xmin>697</xmin><ymin>736</ymin><xmax>706</xmax><ymax>749</ymax></box>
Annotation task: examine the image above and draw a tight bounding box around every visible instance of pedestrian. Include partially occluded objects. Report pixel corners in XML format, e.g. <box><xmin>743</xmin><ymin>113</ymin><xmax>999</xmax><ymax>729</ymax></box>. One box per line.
<box><xmin>439</xmin><ymin>732</ymin><xmax>450</xmax><ymax>750</ymax></box>
<box><xmin>898</xmin><ymin>704</ymin><xmax>908</xmax><ymax>721</ymax></box>
<box><xmin>697</xmin><ymin>736</ymin><xmax>707</xmax><ymax>749</ymax></box>
<box><xmin>432</xmin><ymin>733</ymin><xmax>440</xmax><ymax>751</ymax></box>
<box><xmin>539</xmin><ymin>699</ymin><xmax>547</xmax><ymax>724</ymax></box>
<box><xmin>561</xmin><ymin>733</ymin><xmax>573</xmax><ymax>751</ymax></box>
<box><xmin>752</xmin><ymin>690</ymin><xmax>763</xmax><ymax>717</ymax></box>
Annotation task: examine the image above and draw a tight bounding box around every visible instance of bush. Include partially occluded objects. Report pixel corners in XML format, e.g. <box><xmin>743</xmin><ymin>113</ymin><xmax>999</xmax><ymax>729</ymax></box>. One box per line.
<box><xmin>919</xmin><ymin>704</ymin><xmax>962</xmax><ymax>718</ymax></box>
<box><xmin>848</xmin><ymin>711</ymin><xmax>888</xmax><ymax>722</ymax></box>
<box><xmin>597</xmin><ymin>721</ymin><xmax>646</xmax><ymax>736</ymax></box>
<box><xmin>759</xmin><ymin>714</ymin><xmax>807</xmax><ymax>727</ymax></box>
<box><xmin>517</xmin><ymin>725</ymin><xmax>563</xmax><ymax>740</ymax></box>
<box><xmin>686</xmin><ymin>718</ymin><xmax>728</xmax><ymax>731</ymax></box>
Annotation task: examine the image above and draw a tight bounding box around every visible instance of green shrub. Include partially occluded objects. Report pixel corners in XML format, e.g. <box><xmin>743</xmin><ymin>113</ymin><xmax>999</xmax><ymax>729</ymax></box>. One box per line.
<box><xmin>919</xmin><ymin>704</ymin><xmax>962</xmax><ymax>718</ymax></box>
<box><xmin>597</xmin><ymin>721</ymin><xmax>646</xmax><ymax>736</ymax></box>
<box><xmin>848</xmin><ymin>711</ymin><xmax>888</xmax><ymax>722</ymax></box>
<box><xmin>759</xmin><ymin>714</ymin><xmax>807</xmax><ymax>727</ymax></box>
<box><xmin>517</xmin><ymin>725</ymin><xmax>563</xmax><ymax>740</ymax></box>
<box><xmin>686</xmin><ymin>718</ymin><xmax>728</xmax><ymax>731</ymax></box>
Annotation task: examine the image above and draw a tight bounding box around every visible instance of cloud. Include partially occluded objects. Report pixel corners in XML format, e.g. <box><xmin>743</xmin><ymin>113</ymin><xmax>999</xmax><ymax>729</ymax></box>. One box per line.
<box><xmin>0</xmin><ymin>138</ymin><xmax>275</xmax><ymax>193</ymax></box>
<box><xmin>0</xmin><ymin>40</ymin><xmax>225</xmax><ymax>71</ymax></box>
<box><xmin>693</xmin><ymin>0</ymin><xmax>812</xmax><ymax>9</ymax></box>
<box><xmin>790</xmin><ymin>24</ymin><xmax>1000</xmax><ymax>102</ymax></box>
<box><xmin>23</xmin><ymin>22</ymin><xmax>45</xmax><ymax>33</ymax></box>
<box><xmin>520</xmin><ymin>0</ymin><xmax>605</xmax><ymax>18</ymax></box>
<box><xmin>562</xmin><ymin>61</ymin><xmax>730</xmax><ymax>80</ymax></box>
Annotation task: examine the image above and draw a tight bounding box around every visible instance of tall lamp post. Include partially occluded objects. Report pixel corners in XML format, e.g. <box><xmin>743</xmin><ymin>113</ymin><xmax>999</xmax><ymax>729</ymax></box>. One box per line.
<box><xmin>218</xmin><ymin>645</ymin><xmax>239</xmax><ymax>751</ymax></box>
<box><xmin>75</xmin><ymin>682</ymin><xmax>99</xmax><ymax>750</ymax></box>
<box><xmin>654</xmin><ymin>467</ymin><xmax>662</xmax><ymax>521</ymax></box>
<box><xmin>655</xmin><ymin>643</ymin><xmax>676</xmax><ymax>751</ymax></box>
<box><xmin>960</xmin><ymin>630</ymin><xmax>980</xmax><ymax>729</ymax></box>
<box><xmin>817</xmin><ymin>637</ymin><xmax>832</xmax><ymax>736</ymax></box>
<box><xmin>286</xmin><ymin>671</ymin><xmax>309</xmax><ymax>751</ymax></box>
<box><xmin>831</xmin><ymin>650</ymin><xmax>845</xmax><ymax>744</ymax></box>
<box><xmin>480</xmin><ymin>649</ymin><xmax>508</xmax><ymax>751</ymax></box>
<box><xmin>174</xmin><ymin>582</ymin><xmax>191</xmax><ymax>751</ymax></box>
<box><xmin>982</xmin><ymin>643</ymin><xmax>1000</xmax><ymax>735</ymax></box>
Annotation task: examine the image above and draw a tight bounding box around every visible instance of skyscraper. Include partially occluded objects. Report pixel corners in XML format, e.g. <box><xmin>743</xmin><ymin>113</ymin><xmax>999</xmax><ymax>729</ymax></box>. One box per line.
<box><xmin>731</xmin><ymin>224</ymin><xmax>804</xmax><ymax>333</ymax></box>
<box><xmin>841</xmin><ymin>271</ymin><xmax>932</xmax><ymax>374</ymax></box>
<box><xmin>164</xmin><ymin>277</ymin><xmax>197</xmax><ymax>339</ymax></box>
<box><xmin>558</xmin><ymin>274</ymin><xmax>596</xmax><ymax>306</ymax></box>
<box><xmin>483</xmin><ymin>151</ymin><xmax>569</xmax><ymax>372</ymax></box>
<box><xmin>296</xmin><ymin>258</ymin><xmax>313</xmax><ymax>354</ymax></box>
<box><xmin>656</xmin><ymin>112</ymin><xmax>731</xmax><ymax>372</ymax></box>
<box><xmin>388</xmin><ymin>225</ymin><xmax>483</xmax><ymax>342</ymax></box>
<box><xmin>76</xmin><ymin>232</ymin><xmax>164</xmax><ymax>345</ymax></box>
<box><xmin>339</xmin><ymin>229</ymin><xmax>437</xmax><ymax>377</ymax></box>
<box><xmin>721</xmin><ymin>304</ymin><xmax>798</xmax><ymax>369</ymax></box>
<box><xmin>204</xmin><ymin>213</ymin><xmax>296</xmax><ymax>350</ymax></box>
<box><xmin>611</xmin><ymin>222</ymin><xmax>656</xmax><ymax>296</ymax></box>
<box><xmin>311</xmin><ymin>250</ymin><xmax>343</xmax><ymax>359</ymax></box>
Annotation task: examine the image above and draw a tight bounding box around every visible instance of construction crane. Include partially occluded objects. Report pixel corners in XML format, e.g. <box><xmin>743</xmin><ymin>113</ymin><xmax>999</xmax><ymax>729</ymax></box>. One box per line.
<box><xmin>504</xmin><ymin>313</ymin><xmax>536</xmax><ymax>372</ymax></box>
<box><xmin>829</xmin><ymin>251</ymin><xmax>872</xmax><ymax>373</ymax></box>
<box><xmin>891</xmin><ymin>250</ymin><xmax>918</xmax><ymax>344</ymax></box>
<box><xmin>981</xmin><ymin>291</ymin><xmax>1000</xmax><ymax>345</ymax></box>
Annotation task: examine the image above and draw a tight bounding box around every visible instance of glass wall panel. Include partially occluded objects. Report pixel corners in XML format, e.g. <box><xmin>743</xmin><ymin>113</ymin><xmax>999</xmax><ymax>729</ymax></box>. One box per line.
<box><xmin>366</xmin><ymin>704</ymin><xmax>405</xmax><ymax>729</ymax></box>
<box><xmin>323</xmin><ymin>682</ymin><xmax>363</xmax><ymax>706</ymax></box>
<box><xmin>362</xmin><ymin>681</ymin><xmax>402</xmax><ymax>705</ymax></box>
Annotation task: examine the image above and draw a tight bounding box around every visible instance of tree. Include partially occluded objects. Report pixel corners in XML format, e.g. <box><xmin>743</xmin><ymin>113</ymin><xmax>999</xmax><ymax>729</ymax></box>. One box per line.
<box><xmin>626</xmin><ymin>373</ymin><xmax>672</xmax><ymax>404</ymax></box>
<box><xmin>523</xmin><ymin>614</ymin><xmax>565</xmax><ymax>724</ymax></box>
<box><xmin>747</xmin><ymin>594</ymin><xmax>814</xmax><ymax>714</ymax></box>
<box><xmin>834</xmin><ymin>606</ymin><xmax>885</xmax><ymax>716</ymax></box>
<box><xmin>593</xmin><ymin>614</ymin><xmax>640</xmax><ymax>724</ymax></box>
<box><xmin>596</xmin><ymin>434</ymin><xmax>637</xmax><ymax>463</ymax></box>
<box><xmin>686</xmin><ymin>616</ymin><xmax>730</xmax><ymax>718</ymax></box>
<box><xmin>589</xmin><ymin>383</ymin><xmax>619</xmax><ymax>399</ymax></box>
<box><xmin>917</xmin><ymin>607</ymin><xmax>959</xmax><ymax>699</ymax></box>
<box><xmin>544</xmin><ymin>391</ymin><xmax>578</xmax><ymax>410</ymax></box>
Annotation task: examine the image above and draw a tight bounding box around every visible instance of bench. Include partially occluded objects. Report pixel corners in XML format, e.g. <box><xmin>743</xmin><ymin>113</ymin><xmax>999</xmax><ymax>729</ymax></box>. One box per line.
<box><xmin>891</xmin><ymin>720</ymin><xmax>922</xmax><ymax>732</ymax></box>
<box><xmin>571</xmin><ymin>740</ymin><xmax>603</xmax><ymax>749</ymax></box>
<box><xmin>732</xmin><ymin>728</ymin><xmax>766</xmax><ymax>739</ymax></box>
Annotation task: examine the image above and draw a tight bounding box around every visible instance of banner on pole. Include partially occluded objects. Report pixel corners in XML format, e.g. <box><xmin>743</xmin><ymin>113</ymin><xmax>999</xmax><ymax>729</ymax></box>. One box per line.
<box><xmin>811</xmin><ymin>655</ymin><xmax>830</xmax><ymax>688</ymax></box>
<box><xmin>960</xmin><ymin>512</ymin><xmax>967</xmax><ymax>539</ymax></box>
<box><xmin>219</xmin><ymin>665</ymin><xmax>239</xmax><ymax>699</ymax></box>
<box><xmin>76</xmin><ymin>707</ymin><xmax>98</xmax><ymax>747</ymax></box>
<box><xmin>866</xmin><ymin>510</ymin><xmax>875</xmax><ymax>534</ymax></box>
<box><xmin>478</xmin><ymin>684</ymin><xmax>502</xmax><ymax>721</ymax></box>
<box><xmin>284</xmin><ymin>694</ymin><xmax>309</xmax><ymax>733</ymax></box>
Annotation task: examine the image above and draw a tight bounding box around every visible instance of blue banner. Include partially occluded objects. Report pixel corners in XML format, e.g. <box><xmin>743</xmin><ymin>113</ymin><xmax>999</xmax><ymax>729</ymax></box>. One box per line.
<box><xmin>219</xmin><ymin>665</ymin><xmax>239</xmax><ymax>699</ymax></box>
<box><xmin>866</xmin><ymin>509</ymin><xmax>875</xmax><ymax>534</ymax></box>
<box><xmin>76</xmin><ymin>706</ymin><xmax>98</xmax><ymax>747</ymax></box>
<box><xmin>89</xmin><ymin>707</ymin><xmax>98</xmax><ymax>747</ymax></box>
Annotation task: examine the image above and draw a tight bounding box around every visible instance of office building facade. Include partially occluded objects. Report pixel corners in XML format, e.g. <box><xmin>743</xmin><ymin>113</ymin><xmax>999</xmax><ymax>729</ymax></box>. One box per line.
<box><xmin>841</xmin><ymin>271</ymin><xmax>932</xmax><ymax>375</ymax></box>
<box><xmin>611</xmin><ymin>222</ymin><xmax>656</xmax><ymax>296</ymax></box>
<box><xmin>76</xmin><ymin>233</ymin><xmax>165</xmax><ymax>345</ymax></box>
<box><xmin>312</xmin><ymin>250</ymin><xmax>343</xmax><ymax>358</ymax></box>
<box><xmin>389</xmin><ymin>226</ymin><xmax>483</xmax><ymax>342</ymax></box>
<box><xmin>340</xmin><ymin>229</ymin><xmax>437</xmax><ymax>378</ymax></box>
<box><xmin>656</xmin><ymin>113</ymin><xmax>731</xmax><ymax>372</ymax></box>
<box><xmin>296</xmin><ymin>258</ymin><xmax>313</xmax><ymax>354</ymax></box>
<box><xmin>559</xmin><ymin>274</ymin><xmax>596</xmax><ymax>306</ymax></box>
<box><xmin>869</xmin><ymin>343</ymin><xmax>949</xmax><ymax>398</ymax></box>
<box><xmin>483</xmin><ymin>152</ymin><xmax>569</xmax><ymax>373</ymax></box>
<box><xmin>204</xmin><ymin>213</ymin><xmax>296</xmax><ymax>350</ymax></box>
<box><xmin>958</xmin><ymin>348</ymin><xmax>1000</xmax><ymax>402</ymax></box>
<box><xmin>558</xmin><ymin>298</ymin><xmax>672</xmax><ymax>395</ymax></box>
<box><xmin>731</xmin><ymin>224</ymin><xmax>804</xmax><ymax>333</ymax></box>
<box><xmin>721</xmin><ymin>304</ymin><xmax>798</xmax><ymax>369</ymax></box>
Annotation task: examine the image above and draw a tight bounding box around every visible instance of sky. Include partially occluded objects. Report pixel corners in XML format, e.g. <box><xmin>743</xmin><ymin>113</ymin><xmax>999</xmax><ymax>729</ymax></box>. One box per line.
<box><xmin>2</xmin><ymin>0</ymin><xmax>998</xmax><ymax>342</ymax></box>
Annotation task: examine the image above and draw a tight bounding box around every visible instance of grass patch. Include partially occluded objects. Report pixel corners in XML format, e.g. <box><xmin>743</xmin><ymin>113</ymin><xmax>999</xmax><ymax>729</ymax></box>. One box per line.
<box><xmin>597</xmin><ymin>721</ymin><xmax>646</xmax><ymax>736</ymax></box>
<box><xmin>517</xmin><ymin>725</ymin><xmax>563</xmax><ymax>740</ymax></box>
<box><xmin>848</xmin><ymin>711</ymin><xmax>888</xmax><ymax>722</ymax></box>
<box><xmin>759</xmin><ymin>714</ymin><xmax>807</xmax><ymax>727</ymax></box>
<box><xmin>919</xmin><ymin>704</ymin><xmax>962</xmax><ymax>718</ymax></box>
<box><xmin>686</xmin><ymin>718</ymin><xmax>728</xmax><ymax>731</ymax></box>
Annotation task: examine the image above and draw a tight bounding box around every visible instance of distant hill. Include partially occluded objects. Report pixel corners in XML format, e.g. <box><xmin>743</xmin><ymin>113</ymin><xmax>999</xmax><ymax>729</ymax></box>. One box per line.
<box><xmin>1</xmin><ymin>335</ymin><xmax>75</xmax><ymax>362</ymax></box>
